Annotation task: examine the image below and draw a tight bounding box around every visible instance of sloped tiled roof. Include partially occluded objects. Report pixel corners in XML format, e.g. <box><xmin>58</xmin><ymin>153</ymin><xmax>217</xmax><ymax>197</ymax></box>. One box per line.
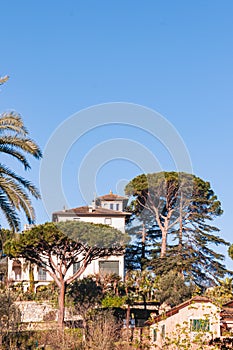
<box><xmin>222</xmin><ymin>300</ymin><xmax>233</xmax><ymax>308</ymax></box>
<box><xmin>97</xmin><ymin>190</ymin><xmax>128</xmax><ymax>201</ymax></box>
<box><xmin>221</xmin><ymin>308</ymin><xmax>233</xmax><ymax>319</ymax></box>
<box><xmin>147</xmin><ymin>296</ymin><xmax>213</xmax><ymax>325</ymax></box>
<box><xmin>53</xmin><ymin>205</ymin><xmax>131</xmax><ymax>217</ymax></box>
<box><xmin>221</xmin><ymin>300</ymin><xmax>233</xmax><ymax>319</ymax></box>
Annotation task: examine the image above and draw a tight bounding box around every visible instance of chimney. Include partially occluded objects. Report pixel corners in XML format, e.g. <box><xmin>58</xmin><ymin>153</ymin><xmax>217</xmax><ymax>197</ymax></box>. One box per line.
<box><xmin>88</xmin><ymin>201</ymin><xmax>96</xmax><ymax>212</ymax></box>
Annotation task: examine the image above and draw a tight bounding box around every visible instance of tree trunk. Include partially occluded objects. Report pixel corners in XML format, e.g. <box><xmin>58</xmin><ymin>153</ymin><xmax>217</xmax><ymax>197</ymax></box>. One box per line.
<box><xmin>179</xmin><ymin>216</ymin><xmax>183</xmax><ymax>252</ymax></box>
<box><xmin>29</xmin><ymin>262</ymin><xmax>35</xmax><ymax>293</ymax></box>
<box><xmin>160</xmin><ymin>229</ymin><xmax>167</xmax><ymax>258</ymax></box>
<box><xmin>126</xmin><ymin>304</ymin><xmax>130</xmax><ymax>342</ymax></box>
<box><xmin>142</xmin><ymin>294</ymin><xmax>147</xmax><ymax>310</ymax></box>
<box><xmin>58</xmin><ymin>281</ymin><xmax>66</xmax><ymax>329</ymax></box>
<box><xmin>141</xmin><ymin>224</ymin><xmax>146</xmax><ymax>271</ymax></box>
<box><xmin>179</xmin><ymin>193</ymin><xmax>183</xmax><ymax>250</ymax></box>
<box><xmin>178</xmin><ymin>194</ymin><xmax>185</xmax><ymax>278</ymax></box>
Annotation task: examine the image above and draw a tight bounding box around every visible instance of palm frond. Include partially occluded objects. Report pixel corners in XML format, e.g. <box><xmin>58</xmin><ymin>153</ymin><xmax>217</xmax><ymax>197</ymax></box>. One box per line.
<box><xmin>0</xmin><ymin>112</ymin><xmax>28</xmax><ymax>135</ymax></box>
<box><xmin>0</xmin><ymin>136</ymin><xmax>42</xmax><ymax>159</ymax></box>
<box><xmin>0</xmin><ymin>176</ymin><xmax>36</xmax><ymax>225</ymax></box>
<box><xmin>0</xmin><ymin>165</ymin><xmax>40</xmax><ymax>199</ymax></box>
<box><xmin>0</xmin><ymin>190</ymin><xmax>20</xmax><ymax>231</ymax></box>
<box><xmin>0</xmin><ymin>145</ymin><xmax>31</xmax><ymax>169</ymax></box>
<box><xmin>0</xmin><ymin>76</ymin><xmax>9</xmax><ymax>86</ymax></box>
<box><xmin>0</xmin><ymin>111</ymin><xmax>42</xmax><ymax>231</ymax></box>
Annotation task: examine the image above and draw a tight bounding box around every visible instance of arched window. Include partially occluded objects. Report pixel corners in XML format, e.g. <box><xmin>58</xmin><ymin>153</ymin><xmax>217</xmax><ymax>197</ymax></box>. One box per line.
<box><xmin>12</xmin><ymin>260</ymin><xmax>22</xmax><ymax>281</ymax></box>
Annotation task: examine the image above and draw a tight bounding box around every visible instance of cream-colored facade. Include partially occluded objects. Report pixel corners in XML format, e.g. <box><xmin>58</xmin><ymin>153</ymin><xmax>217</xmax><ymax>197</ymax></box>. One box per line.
<box><xmin>150</xmin><ymin>297</ymin><xmax>221</xmax><ymax>349</ymax></box>
<box><xmin>54</xmin><ymin>211</ymin><xmax>126</xmax><ymax>233</ymax></box>
<box><xmin>8</xmin><ymin>192</ymin><xmax>130</xmax><ymax>291</ymax></box>
<box><xmin>8</xmin><ymin>254</ymin><xmax>125</xmax><ymax>291</ymax></box>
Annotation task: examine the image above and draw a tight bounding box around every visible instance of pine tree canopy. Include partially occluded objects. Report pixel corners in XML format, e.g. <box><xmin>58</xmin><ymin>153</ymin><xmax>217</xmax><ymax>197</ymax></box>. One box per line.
<box><xmin>125</xmin><ymin>171</ymin><xmax>230</xmax><ymax>287</ymax></box>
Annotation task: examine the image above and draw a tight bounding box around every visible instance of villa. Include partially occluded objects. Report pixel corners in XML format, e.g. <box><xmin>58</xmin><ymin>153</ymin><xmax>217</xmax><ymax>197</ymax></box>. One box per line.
<box><xmin>7</xmin><ymin>191</ymin><xmax>131</xmax><ymax>291</ymax></box>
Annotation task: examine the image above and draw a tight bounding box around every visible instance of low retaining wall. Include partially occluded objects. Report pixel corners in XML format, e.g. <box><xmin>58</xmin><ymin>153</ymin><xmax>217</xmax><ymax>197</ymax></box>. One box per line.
<box><xmin>15</xmin><ymin>301</ymin><xmax>82</xmax><ymax>325</ymax></box>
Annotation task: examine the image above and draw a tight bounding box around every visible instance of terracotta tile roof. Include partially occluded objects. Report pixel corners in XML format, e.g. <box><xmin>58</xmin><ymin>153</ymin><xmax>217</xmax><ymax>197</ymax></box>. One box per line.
<box><xmin>221</xmin><ymin>308</ymin><xmax>233</xmax><ymax>319</ymax></box>
<box><xmin>97</xmin><ymin>190</ymin><xmax>128</xmax><ymax>201</ymax></box>
<box><xmin>53</xmin><ymin>206</ymin><xmax>131</xmax><ymax>217</ymax></box>
<box><xmin>221</xmin><ymin>301</ymin><xmax>233</xmax><ymax>320</ymax></box>
<box><xmin>223</xmin><ymin>300</ymin><xmax>233</xmax><ymax>308</ymax></box>
<box><xmin>147</xmin><ymin>296</ymin><xmax>213</xmax><ymax>325</ymax></box>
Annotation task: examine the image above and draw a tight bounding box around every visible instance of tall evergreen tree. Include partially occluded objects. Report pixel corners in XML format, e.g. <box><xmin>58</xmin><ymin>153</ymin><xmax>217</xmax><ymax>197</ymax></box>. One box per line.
<box><xmin>125</xmin><ymin>172</ymin><xmax>229</xmax><ymax>287</ymax></box>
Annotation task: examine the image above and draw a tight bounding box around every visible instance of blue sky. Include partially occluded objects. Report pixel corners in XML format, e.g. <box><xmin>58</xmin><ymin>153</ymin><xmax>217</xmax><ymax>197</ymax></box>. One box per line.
<box><xmin>0</xmin><ymin>1</ymin><xmax>233</xmax><ymax>263</ymax></box>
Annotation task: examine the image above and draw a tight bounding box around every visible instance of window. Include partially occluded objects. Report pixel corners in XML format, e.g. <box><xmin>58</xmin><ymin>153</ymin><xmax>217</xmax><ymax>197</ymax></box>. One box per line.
<box><xmin>153</xmin><ymin>328</ymin><xmax>157</xmax><ymax>342</ymax></box>
<box><xmin>73</xmin><ymin>261</ymin><xmax>81</xmax><ymax>274</ymax></box>
<box><xmin>99</xmin><ymin>261</ymin><xmax>119</xmax><ymax>275</ymax></box>
<box><xmin>190</xmin><ymin>319</ymin><xmax>210</xmax><ymax>332</ymax></box>
<box><xmin>14</xmin><ymin>267</ymin><xmax>22</xmax><ymax>280</ymax></box>
<box><xmin>104</xmin><ymin>218</ymin><xmax>112</xmax><ymax>225</ymax></box>
<box><xmin>110</xmin><ymin>204</ymin><xmax>114</xmax><ymax>210</ymax></box>
<box><xmin>161</xmin><ymin>324</ymin><xmax>165</xmax><ymax>339</ymax></box>
<box><xmin>12</xmin><ymin>260</ymin><xmax>22</xmax><ymax>281</ymax></box>
<box><xmin>116</xmin><ymin>204</ymin><xmax>119</xmax><ymax>211</ymax></box>
<box><xmin>38</xmin><ymin>267</ymin><xmax>47</xmax><ymax>281</ymax></box>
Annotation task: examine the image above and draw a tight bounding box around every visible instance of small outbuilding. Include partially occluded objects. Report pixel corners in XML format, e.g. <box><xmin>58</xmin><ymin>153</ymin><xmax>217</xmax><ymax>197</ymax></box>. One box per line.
<box><xmin>148</xmin><ymin>296</ymin><xmax>221</xmax><ymax>349</ymax></box>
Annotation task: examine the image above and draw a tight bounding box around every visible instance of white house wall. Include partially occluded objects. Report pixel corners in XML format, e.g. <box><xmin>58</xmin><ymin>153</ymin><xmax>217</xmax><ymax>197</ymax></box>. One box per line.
<box><xmin>67</xmin><ymin>254</ymin><xmax>124</xmax><ymax>279</ymax></box>
<box><xmin>150</xmin><ymin>301</ymin><xmax>221</xmax><ymax>349</ymax></box>
<box><xmin>8</xmin><ymin>194</ymin><xmax>129</xmax><ymax>291</ymax></box>
<box><xmin>100</xmin><ymin>200</ymin><xmax>124</xmax><ymax>211</ymax></box>
<box><xmin>8</xmin><ymin>254</ymin><xmax>124</xmax><ymax>292</ymax></box>
<box><xmin>56</xmin><ymin>215</ymin><xmax>126</xmax><ymax>232</ymax></box>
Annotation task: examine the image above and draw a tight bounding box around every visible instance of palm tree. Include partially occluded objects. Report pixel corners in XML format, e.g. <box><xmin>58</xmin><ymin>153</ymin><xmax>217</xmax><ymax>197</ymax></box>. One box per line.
<box><xmin>0</xmin><ymin>76</ymin><xmax>42</xmax><ymax>231</ymax></box>
<box><xmin>0</xmin><ymin>76</ymin><xmax>9</xmax><ymax>86</ymax></box>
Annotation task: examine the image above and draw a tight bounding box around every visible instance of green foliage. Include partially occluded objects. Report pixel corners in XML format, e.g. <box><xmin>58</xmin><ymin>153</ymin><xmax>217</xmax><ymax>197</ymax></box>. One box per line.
<box><xmin>68</xmin><ymin>277</ymin><xmax>103</xmax><ymax>310</ymax></box>
<box><xmin>163</xmin><ymin>322</ymin><xmax>192</xmax><ymax>349</ymax></box>
<box><xmin>5</xmin><ymin>221</ymin><xmax>127</xmax><ymax>327</ymax></box>
<box><xmin>124</xmin><ymin>270</ymin><xmax>158</xmax><ymax>307</ymax></box>
<box><xmin>0</xmin><ymin>288</ymin><xmax>21</xmax><ymax>330</ymax></box>
<box><xmin>0</xmin><ymin>77</ymin><xmax>42</xmax><ymax>231</ymax></box>
<box><xmin>102</xmin><ymin>295</ymin><xmax>126</xmax><ymax>308</ymax></box>
<box><xmin>57</xmin><ymin>220</ymin><xmax>129</xmax><ymax>249</ymax></box>
<box><xmin>156</xmin><ymin>270</ymin><xmax>195</xmax><ymax>307</ymax></box>
<box><xmin>5</xmin><ymin>221</ymin><xmax>127</xmax><ymax>270</ymax></box>
<box><xmin>0</xmin><ymin>288</ymin><xmax>22</xmax><ymax>349</ymax></box>
<box><xmin>228</xmin><ymin>244</ymin><xmax>233</xmax><ymax>260</ymax></box>
<box><xmin>125</xmin><ymin>172</ymin><xmax>229</xmax><ymax>287</ymax></box>
<box><xmin>0</xmin><ymin>229</ymin><xmax>11</xmax><ymax>282</ymax></box>
<box><xmin>34</xmin><ymin>282</ymin><xmax>59</xmax><ymax>304</ymax></box>
<box><xmin>0</xmin><ymin>228</ymin><xmax>12</xmax><ymax>255</ymax></box>
<box><xmin>205</xmin><ymin>278</ymin><xmax>233</xmax><ymax>306</ymax></box>
<box><xmin>163</xmin><ymin>321</ymin><xmax>216</xmax><ymax>350</ymax></box>
<box><xmin>3</xmin><ymin>329</ymin><xmax>83</xmax><ymax>350</ymax></box>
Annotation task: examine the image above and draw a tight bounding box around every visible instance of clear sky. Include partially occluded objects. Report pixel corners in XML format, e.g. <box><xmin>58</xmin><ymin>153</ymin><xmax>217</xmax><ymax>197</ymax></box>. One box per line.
<box><xmin>0</xmin><ymin>1</ymin><xmax>233</xmax><ymax>263</ymax></box>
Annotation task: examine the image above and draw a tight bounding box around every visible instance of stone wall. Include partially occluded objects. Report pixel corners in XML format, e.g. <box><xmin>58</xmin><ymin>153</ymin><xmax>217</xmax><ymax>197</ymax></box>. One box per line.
<box><xmin>16</xmin><ymin>301</ymin><xmax>57</xmax><ymax>323</ymax></box>
<box><xmin>15</xmin><ymin>301</ymin><xmax>82</xmax><ymax>326</ymax></box>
